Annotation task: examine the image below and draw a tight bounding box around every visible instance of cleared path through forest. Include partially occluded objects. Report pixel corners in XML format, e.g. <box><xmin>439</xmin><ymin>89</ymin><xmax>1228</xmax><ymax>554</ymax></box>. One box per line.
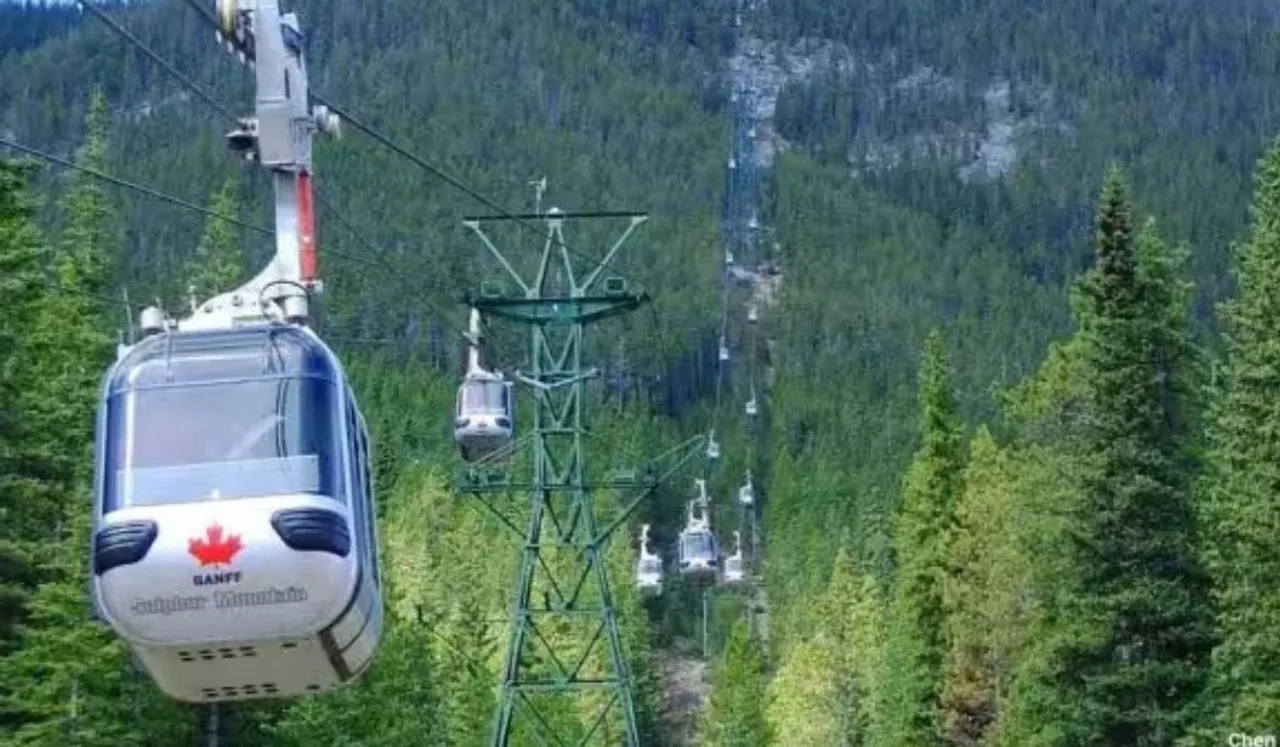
<box><xmin>659</xmin><ymin>652</ymin><xmax>709</xmax><ymax>746</ymax></box>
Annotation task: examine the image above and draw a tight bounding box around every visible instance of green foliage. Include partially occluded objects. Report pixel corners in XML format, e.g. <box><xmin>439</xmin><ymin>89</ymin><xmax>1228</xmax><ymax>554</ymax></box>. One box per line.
<box><xmin>0</xmin><ymin>511</ymin><xmax>195</xmax><ymax>747</ymax></box>
<box><xmin>940</xmin><ymin>426</ymin><xmax>1028</xmax><ymax>746</ymax></box>
<box><xmin>1002</xmin><ymin>171</ymin><xmax>1211</xmax><ymax>746</ymax></box>
<box><xmin>1193</xmin><ymin>138</ymin><xmax>1280</xmax><ymax>738</ymax></box>
<box><xmin>876</xmin><ymin>329</ymin><xmax>965</xmax><ymax>747</ymax></box>
<box><xmin>0</xmin><ymin>157</ymin><xmax>48</xmax><ymax>662</ymax></box>
<box><xmin>183</xmin><ymin>175</ymin><xmax>246</xmax><ymax>309</ymax></box>
<box><xmin>703</xmin><ymin>620</ymin><xmax>771</xmax><ymax>747</ymax></box>
<box><xmin>768</xmin><ymin>542</ymin><xmax>882</xmax><ymax>746</ymax></box>
<box><xmin>4</xmin><ymin>2</ymin><xmax>1280</xmax><ymax>744</ymax></box>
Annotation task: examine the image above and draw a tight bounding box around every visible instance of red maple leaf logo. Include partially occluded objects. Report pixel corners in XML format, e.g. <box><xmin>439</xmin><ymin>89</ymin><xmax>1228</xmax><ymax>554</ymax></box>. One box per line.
<box><xmin>188</xmin><ymin>523</ymin><xmax>243</xmax><ymax>568</ymax></box>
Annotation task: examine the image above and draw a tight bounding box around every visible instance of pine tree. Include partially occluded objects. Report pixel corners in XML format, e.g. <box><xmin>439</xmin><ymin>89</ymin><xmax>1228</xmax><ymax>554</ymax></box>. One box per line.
<box><xmin>1009</xmin><ymin>169</ymin><xmax>1211</xmax><ymax>746</ymax></box>
<box><xmin>768</xmin><ymin>638</ymin><xmax>841</xmax><ymax>746</ymax></box>
<box><xmin>16</xmin><ymin>86</ymin><xmax>115</xmax><ymax>514</ymax></box>
<box><xmin>0</xmin><ymin>511</ymin><xmax>195</xmax><ymax>746</ymax></box>
<box><xmin>0</xmin><ymin>157</ymin><xmax>50</xmax><ymax>658</ymax></box>
<box><xmin>769</xmin><ymin>541</ymin><xmax>882</xmax><ymax>746</ymax></box>
<box><xmin>876</xmin><ymin>328</ymin><xmax>964</xmax><ymax>747</ymax></box>
<box><xmin>1195</xmin><ymin>139</ymin><xmax>1280</xmax><ymax>736</ymax></box>
<box><xmin>940</xmin><ymin>426</ymin><xmax>1028</xmax><ymax>746</ymax></box>
<box><xmin>0</xmin><ymin>88</ymin><xmax>187</xmax><ymax>744</ymax></box>
<box><xmin>703</xmin><ymin>620</ymin><xmax>771</xmax><ymax>747</ymax></box>
<box><xmin>436</xmin><ymin>596</ymin><xmax>497</xmax><ymax>747</ymax></box>
<box><xmin>183</xmin><ymin>175</ymin><xmax>245</xmax><ymax>309</ymax></box>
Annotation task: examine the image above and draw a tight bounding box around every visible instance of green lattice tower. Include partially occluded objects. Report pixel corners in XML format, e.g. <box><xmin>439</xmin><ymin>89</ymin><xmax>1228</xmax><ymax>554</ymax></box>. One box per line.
<box><xmin>454</xmin><ymin>209</ymin><xmax>703</xmax><ymax>747</ymax></box>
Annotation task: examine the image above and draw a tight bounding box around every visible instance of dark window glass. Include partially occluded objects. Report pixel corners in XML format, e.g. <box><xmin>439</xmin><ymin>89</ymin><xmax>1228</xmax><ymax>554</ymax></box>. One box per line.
<box><xmin>681</xmin><ymin>532</ymin><xmax>715</xmax><ymax>559</ymax></box>
<box><xmin>460</xmin><ymin>379</ymin><xmax>508</xmax><ymax>411</ymax></box>
<box><xmin>104</xmin><ymin>374</ymin><xmax>343</xmax><ymax>509</ymax></box>
<box><xmin>351</xmin><ymin>402</ymin><xmax>380</xmax><ymax>587</ymax></box>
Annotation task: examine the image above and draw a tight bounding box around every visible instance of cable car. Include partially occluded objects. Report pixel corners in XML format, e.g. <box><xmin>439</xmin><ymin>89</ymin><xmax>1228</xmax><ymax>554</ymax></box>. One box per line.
<box><xmin>729</xmin><ymin>156</ymin><xmax>737</xmax><ymax>170</ymax></box>
<box><xmin>678</xmin><ymin>485</ymin><xmax>718</xmax><ymax>584</ymax></box>
<box><xmin>719</xmin><ymin>335</ymin><xmax>730</xmax><ymax>362</ymax></box>
<box><xmin>745</xmin><ymin>396</ymin><xmax>758</xmax><ymax>417</ymax></box>
<box><xmin>726</xmin><ymin>250</ymin><xmax>735</xmax><ymax>267</ymax></box>
<box><xmin>635</xmin><ymin>524</ymin><xmax>663</xmax><ymax>597</ymax></box>
<box><xmin>723</xmin><ymin>532</ymin><xmax>745</xmax><ymax>585</ymax></box>
<box><xmin>706</xmin><ymin>430</ymin><xmax>720</xmax><ymax>461</ymax></box>
<box><xmin>747</xmin><ymin>304</ymin><xmax>758</xmax><ymax>324</ymax></box>
<box><xmin>454</xmin><ymin>307</ymin><xmax>515</xmax><ymax>463</ymax></box>
<box><xmin>454</xmin><ymin>369</ymin><xmax>514</xmax><ymax>462</ymax></box>
<box><xmin>738</xmin><ymin>474</ymin><xmax>754</xmax><ymax>506</ymax></box>
<box><xmin>748</xmin><ymin>213</ymin><xmax>759</xmax><ymax>231</ymax></box>
<box><xmin>90</xmin><ymin>323</ymin><xmax>383</xmax><ymax>704</ymax></box>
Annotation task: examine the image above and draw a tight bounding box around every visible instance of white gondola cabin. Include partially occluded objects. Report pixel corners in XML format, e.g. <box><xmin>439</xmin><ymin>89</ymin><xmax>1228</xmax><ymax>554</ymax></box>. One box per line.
<box><xmin>723</xmin><ymin>532</ymin><xmax>745</xmax><ymax>585</ymax></box>
<box><xmin>747</xmin><ymin>304</ymin><xmax>758</xmax><ymax>323</ymax></box>
<box><xmin>706</xmin><ymin>430</ymin><xmax>720</xmax><ymax>461</ymax></box>
<box><xmin>738</xmin><ymin>475</ymin><xmax>754</xmax><ymax>506</ymax></box>
<box><xmin>91</xmin><ymin>324</ymin><xmax>383</xmax><ymax>704</ymax></box>
<box><xmin>678</xmin><ymin>491</ymin><xmax>718</xmax><ymax>584</ymax></box>
<box><xmin>454</xmin><ymin>370</ymin><xmax>514</xmax><ymax>462</ymax></box>
<box><xmin>719</xmin><ymin>335</ymin><xmax>730</xmax><ymax>362</ymax></box>
<box><xmin>745</xmin><ymin>397</ymin><xmax>758</xmax><ymax>417</ymax></box>
<box><xmin>635</xmin><ymin>524</ymin><xmax>663</xmax><ymax>597</ymax></box>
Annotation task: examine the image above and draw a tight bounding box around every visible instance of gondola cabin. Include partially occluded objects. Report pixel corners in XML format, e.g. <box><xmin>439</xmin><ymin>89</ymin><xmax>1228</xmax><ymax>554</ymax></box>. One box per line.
<box><xmin>706</xmin><ymin>432</ymin><xmax>720</xmax><ymax>461</ymax></box>
<box><xmin>90</xmin><ymin>324</ymin><xmax>383</xmax><ymax>703</ymax></box>
<box><xmin>454</xmin><ymin>370</ymin><xmax>514</xmax><ymax>462</ymax></box>
<box><xmin>636</xmin><ymin>556</ymin><xmax>663</xmax><ymax>597</ymax></box>
<box><xmin>678</xmin><ymin>527</ymin><xmax>718</xmax><ymax>584</ymax></box>
<box><xmin>723</xmin><ymin>553</ymin><xmax>745</xmax><ymax>585</ymax></box>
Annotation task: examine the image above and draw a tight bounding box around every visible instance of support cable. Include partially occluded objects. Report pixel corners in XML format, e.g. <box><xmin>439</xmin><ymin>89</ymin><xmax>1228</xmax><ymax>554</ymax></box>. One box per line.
<box><xmin>54</xmin><ymin>1</ymin><xmax>476</xmax><ymax>341</ymax></box>
<box><xmin>178</xmin><ymin>0</ymin><xmax>654</xmax><ymax>293</ymax></box>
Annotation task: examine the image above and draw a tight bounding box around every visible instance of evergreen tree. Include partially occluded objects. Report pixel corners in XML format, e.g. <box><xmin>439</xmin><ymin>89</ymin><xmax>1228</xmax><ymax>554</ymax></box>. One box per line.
<box><xmin>0</xmin><ymin>157</ymin><xmax>48</xmax><ymax>660</ymax></box>
<box><xmin>1009</xmin><ymin>170</ymin><xmax>1211</xmax><ymax>746</ymax></box>
<box><xmin>16</xmin><ymin>86</ymin><xmax>115</xmax><ymax>517</ymax></box>
<box><xmin>1194</xmin><ymin>139</ymin><xmax>1280</xmax><ymax>737</ymax></box>
<box><xmin>0</xmin><ymin>510</ymin><xmax>195</xmax><ymax>746</ymax></box>
<box><xmin>940</xmin><ymin>426</ymin><xmax>1028</xmax><ymax>746</ymax></box>
<box><xmin>876</xmin><ymin>328</ymin><xmax>964</xmax><ymax>747</ymax></box>
<box><xmin>182</xmin><ymin>175</ymin><xmax>245</xmax><ymax>309</ymax></box>
<box><xmin>0</xmin><ymin>89</ymin><xmax>141</xmax><ymax>740</ymax></box>
<box><xmin>703</xmin><ymin>620</ymin><xmax>771</xmax><ymax>747</ymax></box>
<box><xmin>436</xmin><ymin>597</ymin><xmax>497</xmax><ymax>747</ymax></box>
<box><xmin>769</xmin><ymin>541</ymin><xmax>882</xmax><ymax>746</ymax></box>
<box><xmin>768</xmin><ymin>638</ymin><xmax>841</xmax><ymax>746</ymax></box>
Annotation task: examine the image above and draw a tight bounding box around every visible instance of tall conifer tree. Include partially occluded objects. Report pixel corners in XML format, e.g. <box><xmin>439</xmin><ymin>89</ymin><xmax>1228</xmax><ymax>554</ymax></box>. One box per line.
<box><xmin>1013</xmin><ymin>169</ymin><xmax>1210</xmax><ymax>746</ymax></box>
<box><xmin>0</xmin><ymin>157</ymin><xmax>51</xmax><ymax>669</ymax></box>
<box><xmin>183</xmin><ymin>175</ymin><xmax>245</xmax><ymax>308</ymax></box>
<box><xmin>876</xmin><ymin>328</ymin><xmax>964</xmax><ymax>747</ymax></box>
<box><xmin>941</xmin><ymin>426</ymin><xmax>1028</xmax><ymax>746</ymax></box>
<box><xmin>1196</xmin><ymin>139</ymin><xmax>1280</xmax><ymax>736</ymax></box>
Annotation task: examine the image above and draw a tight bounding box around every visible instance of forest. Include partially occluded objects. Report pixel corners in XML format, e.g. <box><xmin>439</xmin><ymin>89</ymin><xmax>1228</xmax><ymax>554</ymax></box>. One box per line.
<box><xmin>2</xmin><ymin>0</ymin><xmax>1280</xmax><ymax>744</ymax></box>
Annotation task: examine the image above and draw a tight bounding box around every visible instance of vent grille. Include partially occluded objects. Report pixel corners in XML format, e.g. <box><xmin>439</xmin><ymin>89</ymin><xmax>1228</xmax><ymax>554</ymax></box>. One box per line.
<box><xmin>200</xmin><ymin>682</ymin><xmax>279</xmax><ymax>699</ymax></box>
<box><xmin>177</xmin><ymin>645</ymin><xmax>258</xmax><ymax>662</ymax></box>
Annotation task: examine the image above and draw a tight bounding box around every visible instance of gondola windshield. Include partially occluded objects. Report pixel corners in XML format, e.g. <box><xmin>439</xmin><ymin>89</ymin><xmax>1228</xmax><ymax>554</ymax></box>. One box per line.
<box><xmin>638</xmin><ymin>557</ymin><xmax>661</xmax><ymax>574</ymax></box>
<box><xmin>680</xmin><ymin>532</ymin><xmax>714</xmax><ymax>558</ymax></box>
<box><xmin>460</xmin><ymin>378</ymin><xmax>509</xmax><ymax>413</ymax></box>
<box><xmin>102</xmin><ymin>329</ymin><xmax>345</xmax><ymax>510</ymax></box>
